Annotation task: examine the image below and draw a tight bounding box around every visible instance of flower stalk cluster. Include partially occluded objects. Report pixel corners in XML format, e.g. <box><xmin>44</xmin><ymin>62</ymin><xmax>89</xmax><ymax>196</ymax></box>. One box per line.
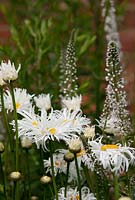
<box><xmin>99</xmin><ymin>41</ymin><xmax>131</xmax><ymax>136</ymax></box>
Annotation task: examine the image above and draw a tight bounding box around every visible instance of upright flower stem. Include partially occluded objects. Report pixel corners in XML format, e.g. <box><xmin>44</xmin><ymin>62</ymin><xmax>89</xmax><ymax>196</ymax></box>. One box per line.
<box><xmin>82</xmin><ymin>164</ymin><xmax>94</xmax><ymax>193</ymax></box>
<box><xmin>113</xmin><ymin>174</ymin><xmax>119</xmax><ymax>200</ymax></box>
<box><xmin>49</xmin><ymin>141</ymin><xmax>58</xmax><ymax>200</ymax></box>
<box><xmin>0</xmin><ymin>154</ymin><xmax>7</xmax><ymax>200</ymax></box>
<box><xmin>9</xmin><ymin>82</ymin><xmax>19</xmax><ymax>200</ymax></box>
<box><xmin>25</xmin><ymin>149</ymin><xmax>31</xmax><ymax>199</ymax></box>
<box><xmin>0</xmin><ymin>87</ymin><xmax>13</xmax><ymax>152</ymax></box>
<box><xmin>64</xmin><ymin>162</ymin><xmax>70</xmax><ymax>197</ymax></box>
<box><xmin>9</xmin><ymin>82</ymin><xmax>19</xmax><ymax>171</ymax></box>
<box><xmin>39</xmin><ymin>147</ymin><xmax>44</xmax><ymax>173</ymax></box>
<box><xmin>74</xmin><ymin>153</ymin><xmax>82</xmax><ymax>200</ymax></box>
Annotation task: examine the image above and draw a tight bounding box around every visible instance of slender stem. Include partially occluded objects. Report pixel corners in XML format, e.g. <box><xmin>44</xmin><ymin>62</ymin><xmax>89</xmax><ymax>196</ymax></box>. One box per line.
<box><xmin>14</xmin><ymin>181</ymin><xmax>19</xmax><ymax>200</ymax></box>
<box><xmin>25</xmin><ymin>149</ymin><xmax>31</xmax><ymax>199</ymax></box>
<box><xmin>49</xmin><ymin>141</ymin><xmax>58</xmax><ymax>200</ymax></box>
<box><xmin>43</xmin><ymin>187</ymin><xmax>46</xmax><ymax>200</ymax></box>
<box><xmin>82</xmin><ymin>164</ymin><xmax>94</xmax><ymax>193</ymax></box>
<box><xmin>0</xmin><ymin>154</ymin><xmax>7</xmax><ymax>200</ymax></box>
<box><xmin>49</xmin><ymin>184</ymin><xmax>54</xmax><ymax>198</ymax></box>
<box><xmin>9</xmin><ymin>82</ymin><xmax>19</xmax><ymax>171</ymax></box>
<box><xmin>114</xmin><ymin>174</ymin><xmax>119</xmax><ymax>200</ymax></box>
<box><xmin>0</xmin><ymin>87</ymin><xmax>14</xmax><ymax>152</ymax></box>
<box><xmin>74</xmin><ymin>153</ymin><xmax>82</xmax><ymax>200</ymax></box>
<box><xmin>39</xmin><ymin>147</ymin><xmax>44</xmax><ymax>173</ymax></box>
<box><xmin>9</xmin><ymin>82</ymin><xmax>19</xmax><ymax>200</ymax></box>
<box><xmin>64</xmin><ymin>162</ymin><xmax>70</xmax><ymax>197</ymax></box>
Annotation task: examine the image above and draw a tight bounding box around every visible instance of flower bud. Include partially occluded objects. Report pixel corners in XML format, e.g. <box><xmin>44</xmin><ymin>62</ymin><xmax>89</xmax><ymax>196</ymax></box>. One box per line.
<box><xmin>64</xmin><ymin>151</ymin><xmax>74</xmax><ymax>162</ymax></box>
<box><xmin>21</xmin><ymin>137</ymin><xmax>32</xmax><ymax>149</ymax></box>
<box><xmin>119</xmin><ymin>197</ymin><xmax>131</xmax><ymax>200</ymax></box>
<box><xmin>31</xmin><ymin>196</ymin><xmax>39</xmax><ymax>200</ymax></box>
<box><xmin>10</xmin><ymin>171</ymin><xmax>21</xmax><ymax>181</ymax></box>
<box><xmin>40</xmin><ymin>175</ymin><xmax>52</xmax><ymax>184</ymax></box>
<box><xmin>69</xmin><ymin>139</ymin><xmax>81</xmax><ymax>154</ymax></box>
<box><xmin>0</xmin><ymin>142</ymin><xmax>4</xmax><ymax>153</ymax></box>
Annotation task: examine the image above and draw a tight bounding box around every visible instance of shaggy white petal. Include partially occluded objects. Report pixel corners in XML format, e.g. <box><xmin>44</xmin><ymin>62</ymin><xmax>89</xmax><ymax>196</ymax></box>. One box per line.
<box><xmin>14</xmin><ymin>108</ymin><xmax>90</xmax><ymax>150</ymax></box>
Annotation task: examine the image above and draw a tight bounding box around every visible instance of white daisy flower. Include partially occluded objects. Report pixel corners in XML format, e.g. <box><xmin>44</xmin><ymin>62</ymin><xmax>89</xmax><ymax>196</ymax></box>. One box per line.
<box><xmin>44</xmin><ymin>149</ymin><xmax>67</xmax><ymax>176</ymax></box>
<box><xmin>57</xmin><ymin>186</ymin><xmax>96</xmax><ymax>200</ymax></box>
<box><xmin>44</xmin><ymin>148</ymin><xmax>84</xmax><ymax>183</ymax></box>
<box><xmin>88</xmin><ymin>137</ymin><xmax>135</xmax><ymax>174</ymax></box>
<box><xmin>3</xmin><ymin>88</ymin><xmax>33</xmax><ymax>114</ymax></box>
<box><xmin>61</xmin><ymin>95</ymin><xmax>82</xmax><ymax>111</ymax></box>
<box><xmin>0</xmin><ymin>60</ymin><xmax>21</xmax><ymax>82</ymax></box>
<box><xmin>34</xmin><ymin>93</ymin><xmax>51</xmax><ymax>111</ymax></box>
<box><xmin>15</xmin><ymin>108</ymin><xmax>89</xmax><ymax>150</ymax></box>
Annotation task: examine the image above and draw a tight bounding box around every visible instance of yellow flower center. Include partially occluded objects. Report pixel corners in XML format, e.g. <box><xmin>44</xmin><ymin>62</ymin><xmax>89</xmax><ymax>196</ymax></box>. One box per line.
<box><xmin>76</xmin><ymin>195</ymin><xmax>80</xmax><ymax>200</ymax></box>
<box><xmin>70</xmin><ymin>195</ymin><xmax>80</xmax><ymax>200</ymax></box>
<box><xmin>16</xmin><ymin>102</ymin><xmax>21</xmax><ymax>109</ymax></box>
<box><xmin>101</xmin><ymin>144</ymin><xmax>119</xmax><ymax>151</ymax></box>
<box><xmin>49</xmin><ymin>128</ymin><xmax>56</xmax><ymax>135</ymax></box>
<box><xmin>76</xmin><ymin>149</ymin><xmax>86</xmax><ymax>157</ymax></box>
<box><xmin>63</xmin><ymin>119</ymin><xmax>68</xmax><ymax>123</ymax></box>
<box><xmin>54</xmin><ymin>160</ymin><xmax>66</xmax><ymax>167</ymax></box>
<box><xmin>54</xmin><ymin>160</ymin><xmax>61</xmax><ymax>166</ymax></box>
<box><xmin>32</xmin><ymin>121</ymin><xmax>38</xmax><ymax>126</ymax></box>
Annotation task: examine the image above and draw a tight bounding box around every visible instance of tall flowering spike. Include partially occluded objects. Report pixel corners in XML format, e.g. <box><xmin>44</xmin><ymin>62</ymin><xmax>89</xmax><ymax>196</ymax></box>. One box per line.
<box><xmin>101</xmin><ymin>0</ymin><xmax>122</xmax><ymax>54</ymax></box>
<box><xmin>99</xmin><ymin>41</ymin><xmax>132</xmax><ymax>135</ymax></box>
<box><xmin>59</xmin><ymin>30</ymin><xmax>78</xmax><ymax>98</ymax></box>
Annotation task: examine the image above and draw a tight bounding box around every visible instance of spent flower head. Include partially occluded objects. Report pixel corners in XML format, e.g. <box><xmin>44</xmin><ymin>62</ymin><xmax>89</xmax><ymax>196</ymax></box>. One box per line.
<box><xmin>61</xmin><ymin>95</ymin><xmax>82</xmax><ymax>111</ymax></box>
<box><xmin>0</xmin><ymin>60</ymin><xmax>21</xmax><ymax>82</ymax></box>
<box><xmin>34</xmin><ymin>93</ymin><xmax>51</xmax><ymax>111</ymax></box>
<box><xmin>83</xmin><ymin>125</ymin><xmax>95</xmax><ymax>139</ymax></box>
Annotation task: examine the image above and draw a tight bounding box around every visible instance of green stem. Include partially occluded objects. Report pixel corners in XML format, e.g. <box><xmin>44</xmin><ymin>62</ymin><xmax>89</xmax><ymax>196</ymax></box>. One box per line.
<box><xmin>43</xmin><ymin>187</ymin><xmax>46</xmax><ymax>200</ymax></box>
<box><xmin>49</xmin><ymin>184</ymin><xmax>54</xmax><ymax>199</ymax></box>
<box><xmin>64</xmin><ymin>162</ymin><xmax>70</xmax><ymax>197</ymax></box>
<box><xmin>0</xmin><ymin>87</ymin><xmax>14</xmax><ymax>152</ymax></box>
<box><xmin>82</xmin><ymin>164</ymin><xmax>94</xmax><ymax>193</ymax></box>
<box><xmin>39</xmin><ymin>147</ymin><xmax>44</xmax><ymax>174</ymax></box>
<box><xmin>74</xmin><ymin>153</ymin><xmax>82</xmax><ymax>200</ymax></box>
<box><xmin>25</xmin><ymin>149</ymin><xmax>31</xmax><ymax>199</ymax></box>
<box><xmin>0</xmin><ymin>154</ymin><xmax>7</xmax><ymax>200</ymax></box>
<box><xmin>114</xmin><ymin>174</ymin><xmax>119</xmax><ymax>200</ymax></box>
<box><xmin>49</xmin><ymin>141</ymin><xmax>58</xmax><ymax>200</ymax></box>
<box><xmin>14</xmin><ymin>181</ymin><xmax>19</xmax><ymax>200</ymax></box>
<box><xmin>9</xmin><ymin>82</ymin><xmax>19</xmax><ymax>200</ymax></box>
<box><xmin>9</xmin><ymin>82</ymin><xmax>19</xmax><ymax>171</ymax></box>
